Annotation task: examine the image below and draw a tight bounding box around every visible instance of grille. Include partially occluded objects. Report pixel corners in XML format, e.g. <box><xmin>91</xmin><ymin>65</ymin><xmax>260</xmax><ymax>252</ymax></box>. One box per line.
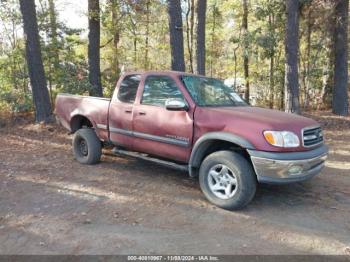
<box><xmin>302</xmin><ymin>126</ymin><xmax>323</xmax><ymax>147</ymax></box>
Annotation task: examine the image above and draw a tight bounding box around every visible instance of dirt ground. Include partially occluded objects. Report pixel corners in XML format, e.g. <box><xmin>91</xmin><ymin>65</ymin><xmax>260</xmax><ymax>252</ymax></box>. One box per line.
<box><xmin>0</xmin><ymin>112</ymin><xmax>349</xmax><ymax>255</ymax></box>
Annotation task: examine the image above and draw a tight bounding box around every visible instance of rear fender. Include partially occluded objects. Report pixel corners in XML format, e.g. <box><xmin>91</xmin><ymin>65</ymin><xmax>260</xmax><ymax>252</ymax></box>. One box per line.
<box><xmin>70</xmin><ymin>110</ymin><xmax>96</xmax><ymax>132</ymax></box>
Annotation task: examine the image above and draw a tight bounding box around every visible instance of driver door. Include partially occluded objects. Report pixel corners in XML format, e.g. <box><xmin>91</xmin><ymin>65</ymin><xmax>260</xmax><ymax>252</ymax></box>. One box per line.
<box><xmin>132</xmin><ymin>75</ymin><xmax>193</xmax><ymax>162</ymax></box>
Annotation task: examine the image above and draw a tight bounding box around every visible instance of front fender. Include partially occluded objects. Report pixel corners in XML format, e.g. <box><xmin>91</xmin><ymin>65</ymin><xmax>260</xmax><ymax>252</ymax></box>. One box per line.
<box><xmin>188</xmin><ymin>132</ymin><xmax>255</xmax><ymax>177</ymax></box>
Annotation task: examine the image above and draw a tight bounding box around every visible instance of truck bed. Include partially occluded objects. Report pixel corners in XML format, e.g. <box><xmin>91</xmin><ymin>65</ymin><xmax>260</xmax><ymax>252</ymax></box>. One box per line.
<box><xmin>55</xmin><ymin>93</ymin><xmax>110</xmax><ymax>134</ymax></box>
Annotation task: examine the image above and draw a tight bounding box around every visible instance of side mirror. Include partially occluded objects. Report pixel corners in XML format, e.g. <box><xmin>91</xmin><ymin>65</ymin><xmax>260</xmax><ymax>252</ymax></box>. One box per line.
<box><xmin>165</xmin><ymin>98</ymin><xmax>188</xmax><ymax>111</ymax></box>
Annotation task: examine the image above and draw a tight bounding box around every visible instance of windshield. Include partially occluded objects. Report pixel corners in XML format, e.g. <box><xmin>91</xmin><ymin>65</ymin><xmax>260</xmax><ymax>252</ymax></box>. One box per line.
<box><xmin>181</xmin><ymin>75</ymin><xmax>248</xmax><ymax>107</ymax></box>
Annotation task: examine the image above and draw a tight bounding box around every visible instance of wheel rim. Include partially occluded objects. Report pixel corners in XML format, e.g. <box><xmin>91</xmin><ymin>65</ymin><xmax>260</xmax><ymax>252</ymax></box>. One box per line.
<box><xmin>79</xmin><ymin>139</ymin><xmax>88</xmax><ymax>156</ymax></box>
<box><xmin>207</xmin><ymin>164</ymin><xmax>238</xmax><ymax>200</ymax></box>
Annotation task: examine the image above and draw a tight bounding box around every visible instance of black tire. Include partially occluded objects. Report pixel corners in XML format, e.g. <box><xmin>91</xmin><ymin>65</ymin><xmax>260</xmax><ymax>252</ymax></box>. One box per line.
<box><xmin>199</xmin><ymin>150</ymin><xmax>257</xmax><ymax>210</ymax></box>
<box><xmin>72</xmin><ymin>128</ymin><xmax>102</xmax><ymax>165</ymax></box>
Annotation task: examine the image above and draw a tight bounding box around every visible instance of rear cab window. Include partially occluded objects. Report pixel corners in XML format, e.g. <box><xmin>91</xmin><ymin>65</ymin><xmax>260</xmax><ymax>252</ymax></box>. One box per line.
<box><xmin>117</xmin><ymin>74</ymin><xmax>141</xmax><ymax>103</ymax></box>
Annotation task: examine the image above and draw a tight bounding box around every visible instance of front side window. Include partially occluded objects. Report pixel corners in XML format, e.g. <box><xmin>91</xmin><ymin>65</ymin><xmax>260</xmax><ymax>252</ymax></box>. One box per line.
<box><xmin>141</xmin><ymin>76</ymin><xmax>185</xmax><ymax>107</ymax></box>
<box><xmin>117</xmin><ymin>74</ymin><xmax>141</xmax><ymax>103</ymax></box>
<box><xmin>182</xmin><ymin>75</ymin><xmax>248</xmax><ymax>107</ymax></box>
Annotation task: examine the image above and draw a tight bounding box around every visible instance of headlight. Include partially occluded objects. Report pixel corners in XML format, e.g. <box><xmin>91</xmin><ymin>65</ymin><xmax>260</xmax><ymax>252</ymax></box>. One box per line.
<box><xmin>263</xmin><ymin>131</ymin><xmax>300</xmax><ymax>148</ymax></box>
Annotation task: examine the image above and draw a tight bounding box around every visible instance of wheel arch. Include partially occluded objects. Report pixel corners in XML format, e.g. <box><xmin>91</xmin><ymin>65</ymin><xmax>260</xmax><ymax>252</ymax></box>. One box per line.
<box><xmin>70</xmin><ymin>114</ymin><xmax>95</xmax><ymax>133</ymax></box>
<box><xmin>189</xmin><ymin>132</ymin><xmax>255</xmax><ymax>177</ymax></box>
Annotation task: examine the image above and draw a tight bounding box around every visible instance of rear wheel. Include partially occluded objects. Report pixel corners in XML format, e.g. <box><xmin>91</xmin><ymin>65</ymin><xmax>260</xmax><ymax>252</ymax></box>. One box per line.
<box><xmin>72</xmin><ymin>128</ymin><xmax>102</xmax><ymax>164</ymax></box>
<box><xmin>199</xmin><ymin>150</ymin><xmax>256</xmax><ymax>210</ymax></box>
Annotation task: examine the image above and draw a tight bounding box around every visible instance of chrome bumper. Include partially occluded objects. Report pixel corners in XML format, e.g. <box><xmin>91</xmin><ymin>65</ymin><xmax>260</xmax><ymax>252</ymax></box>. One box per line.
<box><xmin>248</xmin><ymin>145</ymin><xmax>328</xmax><ymax>184</ymax></box>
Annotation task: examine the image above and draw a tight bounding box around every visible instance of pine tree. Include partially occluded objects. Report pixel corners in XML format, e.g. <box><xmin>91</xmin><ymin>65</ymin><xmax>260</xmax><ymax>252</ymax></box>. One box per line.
<box><xmin>167</xmin><ymin>0</ymin><xmax>185</xmax><ymax>72</ymax></box>
<box><xmin>284</xmin><ymin>0</ymin><xmax>300</xmax><ymax>114</ymax></box>
<box><xmin>19</xmin><ymin>0</ymin><xmax>52</xmax><ymax>123</ymax></box>
<box><xmin>332</xmin><ymin>0</ymin><xmax>349</xmax><ymax>116</ymax></box>
<box><xmin>196</xmin><ymin>0</ymin><xmax>207</xmax><ymax>75</ymax></box>
<box><xmin>88</xmin><ymin>0</ymin><xmax>103</xmax><ymax>97</ymax></box>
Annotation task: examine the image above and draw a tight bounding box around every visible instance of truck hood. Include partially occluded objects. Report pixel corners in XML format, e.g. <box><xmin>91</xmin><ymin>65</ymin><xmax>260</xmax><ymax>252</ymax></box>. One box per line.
<box><xmin>194</xmin><ymin>106</ymin><xmax>320</xmax><ymax>152</ymax></box>
<box><xmin>208</xmin><ymin>106</ymin><xmax>317</xmax><ymax>129</ymax></box>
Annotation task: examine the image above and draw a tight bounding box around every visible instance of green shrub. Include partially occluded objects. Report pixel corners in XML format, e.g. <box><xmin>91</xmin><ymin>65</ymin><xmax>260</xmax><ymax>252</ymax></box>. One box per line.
<box><xmin>0</xmin><ymin>89</ymin><xmax>33</xmax><ymax>113</ymax></box>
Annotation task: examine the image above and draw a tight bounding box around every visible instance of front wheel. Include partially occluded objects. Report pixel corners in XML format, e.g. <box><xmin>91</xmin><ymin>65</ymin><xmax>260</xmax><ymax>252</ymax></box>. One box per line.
<box><xmin>72</xmin><ymin>128</ymin><xmax>102</xmax><ymax>165</ymax></box>
<box><xmin>199</xmin><ymin>150</ymin><xmax>257</xmax><ymax>210</ymax></box>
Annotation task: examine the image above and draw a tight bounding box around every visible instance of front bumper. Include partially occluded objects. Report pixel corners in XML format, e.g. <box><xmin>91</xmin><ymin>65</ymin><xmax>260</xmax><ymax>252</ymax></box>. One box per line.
<box><xmin>248</xmin><ymin>144</ymin><xmax>328</xmax><ymax>184</ymax></box>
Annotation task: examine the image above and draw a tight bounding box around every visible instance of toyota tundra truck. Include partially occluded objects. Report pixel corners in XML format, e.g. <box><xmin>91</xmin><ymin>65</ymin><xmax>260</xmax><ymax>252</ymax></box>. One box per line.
<box><xmin>55</xmin><ymin>71</ymin><xmax>328</xmax><ymax>210</ymax></box>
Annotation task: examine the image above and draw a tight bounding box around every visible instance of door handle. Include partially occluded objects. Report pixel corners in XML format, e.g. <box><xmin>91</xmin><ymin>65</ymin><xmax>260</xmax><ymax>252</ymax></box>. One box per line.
<box><xmin>125</xmin><ymin>109</ymin><xmax>132</xmax><ymax>113</ymax></box>
<box><xmin>138</xmin><ymin>111</ymin><xmax>146</xmax><ymax>115</ymax></box>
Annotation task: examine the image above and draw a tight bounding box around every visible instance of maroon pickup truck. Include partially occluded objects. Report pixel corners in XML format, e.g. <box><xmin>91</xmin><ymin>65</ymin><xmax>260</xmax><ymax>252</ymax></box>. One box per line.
<box><xmin>55</xmin><ymin>70</ymin><xmax>328</xmax><ymax>210</ymax></box>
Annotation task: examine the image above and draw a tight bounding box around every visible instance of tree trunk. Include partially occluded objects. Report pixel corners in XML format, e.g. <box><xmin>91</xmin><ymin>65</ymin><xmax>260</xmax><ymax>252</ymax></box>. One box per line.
<box><xmin>48</xmin><ymin>0</ymin><xmax>59</xmax><ymax>69</ymax></box>
<box><xmin>134</xmin><ymin>37</ymin><xmax>137</xmax><ymax>64</ymax></box>
<box><xmin>269</xmin><ymin>56</ymin><xmax>275</xmax><ymax>109</ymax></box>
<box><xmin>144</xmin><ymin>0</ymin><xmax>150</xmax><ymax>70</ymax></box>
<box><xmin>190</xmin><ymin>0</ymin><xmax>194</xmax><ymax>71</ymax></box>
<box><xmin>233</xmin><ymin>47</ymin><xmax>238</xmax><ymax>89</ymax></box>
<box><xmin>167</xmin><ymin>0</ymin><xmax>185</xmax><ymax>72</ymax></box>
<box><xmin>185</xmin><ymin>0</ymin><xmax>194</xmax><ymax>73</ymax></box>
<box><xmin>19</xmin><ymin>0</ymin><xmax>52</xmax><ymax>123</ymax></box>
<box><xmin>304</xmin><ymin>6</ymin><xmax>312</xmax><ymax>110</ymax></box>
<box><xmin>196</xmin><ymin>0</ymin><xmax>207</xmax><ymax>75</ymax></box>
<box><xmin>111</xmin><ymin>0</ymin><xmax>120</xmax><ymax>77</ymax></box>
<box><xmin>242</xmin><ymin>0</ymin><xmax>250</xmax><ymax>102</ymax></box>
<box><xmin>276</xmin><ymin>47</ymin><xmax>284</xmax><ymax>110</ymax></box>
<box><xmin>268</xmin><ymin>14</ymin><xmax>275</xmax><ymax>109</ymax></box>
<box><xmin>321</xmin><ymin>29</ymin><xmax>335</xmax><ymax>109</ymax></box>
<box><xmin>321</xmin><ymin>10</ymin><xmax>335</xmax><ymax>109</ymax></box>
<box><xmin>332</xmin><ymin>0</ymin><xmax>349</xmax><ymax>116</ymax></box>
<box><xmin>280</xmin><ymin>69</ymin><xmax>285</xmax><ymax>110</ymax></box>
<box><xmin>284</xmin><ymin>0</ymin><xmax>300</xmax><ymax>114</ymax></box>
<box><xmin>88</xmin><ymin>0</ymin><xmax>103</xmax><ymax>97</ymax></box>
<box><xmin>209</xmin><ymin>2</ymin><xmax>217</xmax><ymax>77</ymax></box>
